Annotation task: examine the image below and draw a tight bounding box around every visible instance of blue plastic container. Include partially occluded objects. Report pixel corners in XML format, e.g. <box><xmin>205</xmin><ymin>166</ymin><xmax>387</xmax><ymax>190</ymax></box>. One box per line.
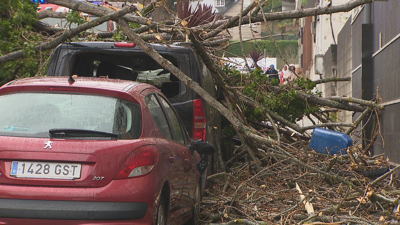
<box><xmin>309</xmin><ymin>127</ymin><xmax>352</xmax><ymax>155</ymax></box>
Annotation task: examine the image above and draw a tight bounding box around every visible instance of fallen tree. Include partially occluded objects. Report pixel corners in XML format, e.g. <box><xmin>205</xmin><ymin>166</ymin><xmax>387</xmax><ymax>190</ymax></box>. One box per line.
<box><xmin>1</xmin><ymin>0</ymin><xmax>396</xmax><ymax>223</ymax></box>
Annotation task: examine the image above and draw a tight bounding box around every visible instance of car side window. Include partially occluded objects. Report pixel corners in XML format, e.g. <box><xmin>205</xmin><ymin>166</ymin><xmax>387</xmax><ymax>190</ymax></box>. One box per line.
<box><xmin>145</xmin><ymin>94</ymin><xmax>172</xmax><ymax>140</ymax></box>
<box><xmin>157</xmin><ymin>95</ymin><xmax>188</xmax><ymax>145</ymax></box>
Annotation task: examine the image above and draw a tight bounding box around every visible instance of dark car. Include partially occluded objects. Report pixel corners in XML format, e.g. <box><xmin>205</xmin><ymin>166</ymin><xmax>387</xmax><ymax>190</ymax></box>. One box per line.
<box><xmin>46</xmin><ymin>42</ymin><xmax>222</xmax><ymax>160</ymax></box>
<box><xmin>0</xmin><ymin>76</ymin><xmax>214</xmax><ymax>225</ymax></box>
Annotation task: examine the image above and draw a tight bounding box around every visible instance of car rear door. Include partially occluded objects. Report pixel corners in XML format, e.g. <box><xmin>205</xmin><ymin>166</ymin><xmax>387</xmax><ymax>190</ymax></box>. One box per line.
<box><xmin>156</xmin><ymin>95</ymin><xmax>197</xmax><ymax>213</ymax></box>
<box><xmin>144</xmin><ymin>93</ymin><xmax>185</xmax><ymax>223</ymax></box>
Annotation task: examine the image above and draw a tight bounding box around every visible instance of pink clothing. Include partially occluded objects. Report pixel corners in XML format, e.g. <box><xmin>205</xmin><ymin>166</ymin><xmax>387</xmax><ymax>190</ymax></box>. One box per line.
<box><xmin>280</xmin><ymin>65</ymin><xmax>288</xmax><ymax>84</ymax></box>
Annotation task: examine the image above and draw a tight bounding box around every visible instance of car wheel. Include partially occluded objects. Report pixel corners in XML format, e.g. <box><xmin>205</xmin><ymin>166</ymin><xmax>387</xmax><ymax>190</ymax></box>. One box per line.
<box><xmin>185</xmin><ymin>182</ymin><xmax>201</xmax><ymax>225</ymax></box>
<box><xmin>157</xmin><ymin>198</ymin><xmax>167</xmax><ymax>225</ymax></box>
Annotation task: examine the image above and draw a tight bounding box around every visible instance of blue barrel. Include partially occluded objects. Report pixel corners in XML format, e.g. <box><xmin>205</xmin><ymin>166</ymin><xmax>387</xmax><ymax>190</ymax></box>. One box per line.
<box><xmin>309</xmin><ymin>127</ymin><xmax>352</xmax><ymax>155</ymax></box>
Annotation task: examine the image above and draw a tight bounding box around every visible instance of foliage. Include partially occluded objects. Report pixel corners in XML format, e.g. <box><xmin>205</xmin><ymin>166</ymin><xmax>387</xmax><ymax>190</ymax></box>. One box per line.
<box><xmin>262</xmin><ymin>0</ymin><xmax>283</xmax><ymax>13</ymax></box>
<box><xmin>177</xmin><ymin>0</ymin><xmax>218</xmax><ymax>27</ymax></box>
<box><xmin>0</xmin><ymin>0</ymin><xmax>50</xmax><ymax>84</ymax></box>
<box><xmin>112</xmin><ymin>22</ymin><xmax>141</xmax><ymax>41</ymax></box>
<box><xmin>129</xmin><ymin>22</ymin><xmax>142</xmax><ymax>29</ymax></box>
<box><xmin>248</xmin><ymin>50</ymin><xmax>263</xmax><ymax>68</ymax></box>
<box><xmin>65</xmin><ymin>10</ymin><xmax>87</xmax><ymax>27</ymax></box>
<box><xmin>224</xmin><ymin>66</ymin><xmax>321</xmax><ymax>123</ymax></box>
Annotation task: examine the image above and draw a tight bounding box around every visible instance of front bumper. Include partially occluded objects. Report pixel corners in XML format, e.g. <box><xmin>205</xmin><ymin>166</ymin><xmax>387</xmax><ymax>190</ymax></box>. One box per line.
<box><xmin>0</xmin><ymin>199</ymin><xmax>147</xmax><ymax>220</ymax></box>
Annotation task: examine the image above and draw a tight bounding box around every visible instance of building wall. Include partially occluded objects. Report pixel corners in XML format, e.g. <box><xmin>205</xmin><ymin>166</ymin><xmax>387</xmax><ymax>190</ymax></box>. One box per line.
<box><xmin>369</xmin><ymin>0</ymin><xmax>400</xmax><ymax>160</ymax></box>
<box><xmin>301</xmin><ymin>16</ymin><xmax>313</xmax><ymax>76</ymax></box>
<box><xmin>349</xmin><ymin>9</ymin><xmax>364</xmax><ymax>145</ymax></box>
<box><xmin>322</xmin><ymin>45</ymin><xmax>337</xmax><ymax>97</ymax></box>
<box><xmin>314</xmin><ymin>0</ymin><xmax>351</xmax><ymax>55</ymax></box>
<box><xmin>299</xmin><ymin>0</ymin><xmax>351</xmax><ymax>84</ymax></box>
<box><xmin>328</xmin><ymin>0</ymin><xmax>400</xmax><ymax>162</ymax></box>
<box><xmin>313</xmin><ymin>0</ymin><xmax>350</xmax><ymax>95</ymax></box>
<box><xmin>336</xmin><ymin>19</ymin><xmax>353</xmax><ymax>123</ymax></box>
<box><xmin>351</xmin><ymin>10</ymin><xmax>363</xmax><ymax>103</ymax></box>
<box><xmin>303</xmin><ymin>0</ymin><xmax>400</xmax><ymax>162</ymax></box>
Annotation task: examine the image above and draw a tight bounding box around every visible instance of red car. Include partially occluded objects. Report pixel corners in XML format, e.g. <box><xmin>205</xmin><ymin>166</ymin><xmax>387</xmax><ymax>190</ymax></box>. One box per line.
<box><xmin>0</xmin><ymin>76</ymin><xmax>214</xmax><ymax>225</ymax></box>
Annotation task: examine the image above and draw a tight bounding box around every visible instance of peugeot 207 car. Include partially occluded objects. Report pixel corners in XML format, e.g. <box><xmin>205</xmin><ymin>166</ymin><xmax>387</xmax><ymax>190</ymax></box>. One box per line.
<box><xmin>0</xmin><ymin>76</ymin><xmax>214</xmax><ymax>225</ymax></box>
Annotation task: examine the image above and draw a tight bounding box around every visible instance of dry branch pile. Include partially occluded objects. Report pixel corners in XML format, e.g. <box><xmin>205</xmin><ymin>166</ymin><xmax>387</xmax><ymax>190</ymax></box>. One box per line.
<box><xmin>201</xmin><ymin>141</ymin><xmax>400</xmax><ymax>224</ymax></box>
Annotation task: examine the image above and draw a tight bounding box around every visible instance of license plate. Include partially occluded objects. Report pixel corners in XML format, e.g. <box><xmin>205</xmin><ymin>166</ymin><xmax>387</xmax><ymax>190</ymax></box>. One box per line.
<box><xmin>10</xmin><ymin>161</ymin><xmax>81</xmax><ymax>180</ymax></box>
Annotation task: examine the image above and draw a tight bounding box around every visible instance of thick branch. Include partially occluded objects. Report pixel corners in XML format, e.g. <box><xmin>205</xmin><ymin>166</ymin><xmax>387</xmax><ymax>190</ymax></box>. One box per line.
<box><xmin>313</xmin><ymin>77</ymin><xmax>351</xmax><ymax>84</ymax></box>
<box><xmin>200</xmin><ymin>0</ymin><xmax>372</xmax><ymax>39</ymax></box>
<box><xmin>302</xmin><ymin>123</ymin><xmax>355</xmax><ymax>131</ymax></box>
<box><xmin>326</xmin><ymin>96</ymin><xmax>384</xmax><ymax>110</ymax></box>
<box><xmin>201</xmin><ymin>0</ymin><xmax>259</xmax><ymax>40</ymax></box>
<box><xmin>260</xmin><ymin>0</ymin><xmax>372</xmax><ymax>21</ymax></box>
<box><xmin>346</xmin><ymin>108</ymin><xmax>372</xmax><ymax>135</ymax></box>
<box><xmin>37</xmin><ymin>10</ymin><xmax>68</xmax><ymax>20</ymax></box>
<box><xmin>269</xmin><ymin>86</ymin><xmax>366</xmax><ymax>112</ymax></box>
<box><xmin>188</xmin><ymin>31</ymin><xmax>249</xmax><ymax>126</ymax></box>
<box><xmin>46</xmin><ymin>0</ymin><xmax>148</xmax><ymax>25</ymax></box>
<box><xmin>297</xmin><ymin>91</ymin><xmax>365</xmax><ymax>112</ymax></box>
<box><xmin>0</xmin><ymin>6</ymin><xmax>136</xmax><ymax>65</ymax></box>
<box><xmin>33</xmin><ymin>21</ymin><xmax>64</xmax><ymax>35</ymax></box>
<box><xmin>118</xmin><ymin>17</ymin><xmax>276</xmax><ymax>146</ymax></box>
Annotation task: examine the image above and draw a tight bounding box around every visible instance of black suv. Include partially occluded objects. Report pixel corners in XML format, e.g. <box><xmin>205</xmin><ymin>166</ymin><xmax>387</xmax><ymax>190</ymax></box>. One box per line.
<box><xmin>47</xmin><ymin>42</ymin><xmax>221</xmax><ymax>169</ymax></box>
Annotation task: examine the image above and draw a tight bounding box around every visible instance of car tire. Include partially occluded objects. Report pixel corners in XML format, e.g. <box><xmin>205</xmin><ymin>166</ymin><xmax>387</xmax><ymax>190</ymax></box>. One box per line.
<box><xmin>157</xmin><ymin>198</ymin><xmax>167</xmax><ymax>225</ymax></box>
<box><xmin>185</xmin><ymin>182</ymin><xmax>201</xmax><ymax>225</ymax></box>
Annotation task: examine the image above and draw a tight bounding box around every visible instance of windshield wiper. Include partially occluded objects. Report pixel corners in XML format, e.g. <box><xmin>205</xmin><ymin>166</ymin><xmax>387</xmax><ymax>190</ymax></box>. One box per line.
<box><xmin>49</xmin><ymin>129</ymin><xmax>118</xmax><ymax>138</ymax></box>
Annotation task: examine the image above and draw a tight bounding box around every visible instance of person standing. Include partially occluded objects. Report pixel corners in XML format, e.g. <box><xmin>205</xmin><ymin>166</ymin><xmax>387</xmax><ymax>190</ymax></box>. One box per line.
<box><xmin>265</xmin><ymin>64</ymin><xmax>279</xmax><ymax>82</ymax></box>
<box><xmin>283</xmin><ymin>64</ymin><xmax>295</xmax><ymax>84</ymax></box>
<box><xmin>280</xmin><ymin>65</ymin><xmax>288</xmax><ymax>84</ymax></box>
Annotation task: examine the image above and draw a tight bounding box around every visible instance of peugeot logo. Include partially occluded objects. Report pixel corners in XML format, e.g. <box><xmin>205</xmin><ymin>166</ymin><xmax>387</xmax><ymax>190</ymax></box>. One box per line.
<box><xmin>44</xmin><ymin>141</ymin><xmax>53</xmax><ymax>149</ymax></box>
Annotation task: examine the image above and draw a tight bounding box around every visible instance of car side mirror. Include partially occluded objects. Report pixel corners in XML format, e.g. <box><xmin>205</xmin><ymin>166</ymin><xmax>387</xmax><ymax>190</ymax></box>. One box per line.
<box><xmin>190</xmin><ymin>140</ymin><xmax>216</xmax><ymax>174</ymax></box>
<box><xmin>190</xmin><ymin>140</ymin><xmax>215</xmax><ymax>156</ymax></box>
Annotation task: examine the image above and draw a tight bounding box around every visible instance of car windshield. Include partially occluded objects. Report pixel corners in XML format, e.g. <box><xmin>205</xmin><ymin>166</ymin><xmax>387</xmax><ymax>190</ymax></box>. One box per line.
<box><xmin>0</xmin><ymin>93</ymin><xmax>142</xmax><ymax>139</ymax></box>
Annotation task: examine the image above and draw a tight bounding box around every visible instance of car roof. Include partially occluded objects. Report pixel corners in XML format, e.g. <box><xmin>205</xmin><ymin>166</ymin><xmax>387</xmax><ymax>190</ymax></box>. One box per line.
<box><xmin>1</xmin><ymin>77</ymin><xmax>156</xmax><ymax>96</ymax></box>
<box><xmin>60</xmin><ymin>42</ymin><xmax>192</xmax><ymax>53</ymax></box>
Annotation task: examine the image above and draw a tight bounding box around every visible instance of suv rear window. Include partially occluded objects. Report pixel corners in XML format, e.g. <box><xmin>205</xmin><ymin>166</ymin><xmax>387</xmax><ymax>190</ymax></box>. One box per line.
<box><xmin>57</xmin><ymin>51</ymin><xmax>188</xmax><ymax>99</ymax></box>
<box><xmin>0</xmin><ymin>93</ymin><xmax>142</xmax><ymax>139</ymax></box>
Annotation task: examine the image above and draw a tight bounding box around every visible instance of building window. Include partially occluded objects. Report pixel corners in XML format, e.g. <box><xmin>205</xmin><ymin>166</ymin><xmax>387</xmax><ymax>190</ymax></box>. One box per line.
<box><xmin>216</xmin><ymin>0</ymin><xmax>225</xmax><ymax>7</ymax></box>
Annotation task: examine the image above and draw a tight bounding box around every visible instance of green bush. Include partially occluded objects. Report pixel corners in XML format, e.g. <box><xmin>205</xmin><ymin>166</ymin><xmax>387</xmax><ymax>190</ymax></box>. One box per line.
<box><xmin>224</xmin><ymin>40</ymin><xmax>297</xmax><ymax>57</ymax></box>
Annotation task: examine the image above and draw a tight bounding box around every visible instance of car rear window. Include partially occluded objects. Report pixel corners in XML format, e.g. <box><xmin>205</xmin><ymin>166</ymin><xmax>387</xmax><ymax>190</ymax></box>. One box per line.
<box><xmin>53</xmin><ymin>50</ymin><xmax>188</xmax><ymax>100</ymax></box>
<box><xmin>0</xmin><ymin>93</ymin><xmax>142</xmax><ymax>139</ymax></box>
